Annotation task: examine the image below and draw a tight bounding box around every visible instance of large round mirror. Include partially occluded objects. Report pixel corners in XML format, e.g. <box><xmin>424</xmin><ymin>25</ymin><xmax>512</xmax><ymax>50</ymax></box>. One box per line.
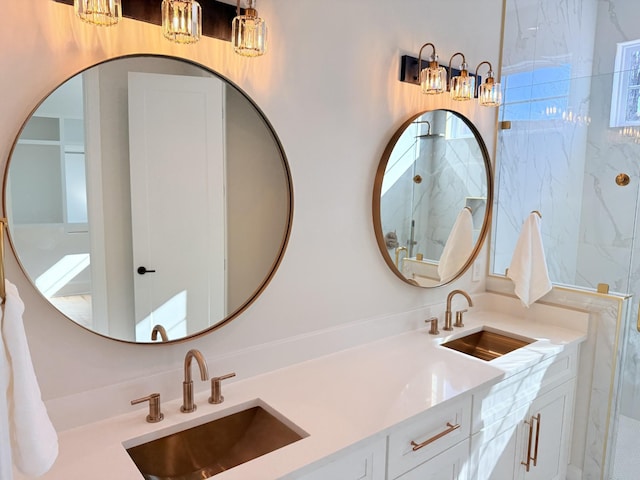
<box><xmin>3</xmin><ymin>54</ymin><xmax>293</xmax><ymax>343</ymax></box>
<box><xmin>373</xmin><ymin>109</ymin><xmax>492</xmax><ymax>287</ymax></box>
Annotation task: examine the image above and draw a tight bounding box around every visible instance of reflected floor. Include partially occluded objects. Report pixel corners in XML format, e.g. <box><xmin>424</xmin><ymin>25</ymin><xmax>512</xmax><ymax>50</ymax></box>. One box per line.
<box><xmin>49</xmin><ymin>294</ymin><xmax>92</xmax><ymax>328</ymax></box>
<box><xmin>611</xmin><ymin>414</ymin><xmax>640</xmax><ymax>480</ymax></box>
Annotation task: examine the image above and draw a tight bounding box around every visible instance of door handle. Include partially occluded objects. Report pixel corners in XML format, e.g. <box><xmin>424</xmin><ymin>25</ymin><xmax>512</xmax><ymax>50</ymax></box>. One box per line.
<box><xmin>532</xmin><ymin>413</ymin><xmax>541</xmax><ymax>467</ymax></box>
<box><xmin>137</xmin><ymin>266</ymin><xmax>156</xmax><ymax>275</ymax></box>
<box><xmin>522</xmin><ymin>415</ymin><xmax>535</xmax><ymax>472</ymax></box>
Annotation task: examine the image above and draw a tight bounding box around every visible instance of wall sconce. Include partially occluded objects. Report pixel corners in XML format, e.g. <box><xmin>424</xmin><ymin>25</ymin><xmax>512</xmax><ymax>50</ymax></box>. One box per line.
<box><xmin>232</xmin><ymin>0</ymin><xmax>267</xmax><ymax>57</ymax></box>
<box><xmin>448</xmin><ymin>53</ymin><xmax>474</xmax><ymax>101</ymax></box>
<box><xmin>58</xmin><ymin>0</ymin><xmax>241</xmax><ymax>44</ymax></box>
<box><xmin>475</xmin><ymin>61</ymin><xmax>502</xmax><ymax>107</ymax></box>
<box><xmin>74</xmin><ymin>0</ymin><xmax>121</xmax><ymax>26</ymax></box>
<box><xmin>161</xmin><ymin>0</ymin><xmax>202</xmax><ymax>44</ymax></box>
<box><xmin>417</xmin><ymin>43</ymin><xmax>447</xmax><ymax>94</ymax></box>
<box><xmin>399</xmin><ymin>47</ymin><xmax>478</xmax><ymax>98</ymax></box>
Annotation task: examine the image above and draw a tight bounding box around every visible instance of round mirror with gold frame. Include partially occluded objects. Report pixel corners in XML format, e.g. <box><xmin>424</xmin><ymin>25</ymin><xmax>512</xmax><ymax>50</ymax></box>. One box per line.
<box><xmin>373</xmin><ymin>109</ymin><xmax>492</xmax><ymax>287</ymax></box>
<box><xmin>3</xmin><ymin>54</ymin><xmax>293</xmax><ymax>343</ymax></box>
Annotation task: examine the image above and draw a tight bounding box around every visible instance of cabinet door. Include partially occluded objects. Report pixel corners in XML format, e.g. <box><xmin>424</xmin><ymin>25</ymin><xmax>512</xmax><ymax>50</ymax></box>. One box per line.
<box><xmin>396</xmin><ymin>440</ymin><xmax>470</xmax><ymax>480</ymax></box>
<box><xmin>469</xmin><ymin>402</ymin><xmax>529</xmax><ymax>480</ymax></box>
<box><xmin>517</xmin><ymin>380</ymin><xmax>575</xmax><ymax>480</ymax></box>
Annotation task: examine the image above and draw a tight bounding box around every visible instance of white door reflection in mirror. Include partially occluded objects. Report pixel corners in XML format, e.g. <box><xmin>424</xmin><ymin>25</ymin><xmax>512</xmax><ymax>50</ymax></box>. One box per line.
<box><xmin>127</xmin><ymin>72</ymin><xmax>225</xmax><ymax>342</ymax></box>
<box><xmin>4</xmin><ymin>54</ymin><xmax>293</xmax><ymax>344</ymax></box>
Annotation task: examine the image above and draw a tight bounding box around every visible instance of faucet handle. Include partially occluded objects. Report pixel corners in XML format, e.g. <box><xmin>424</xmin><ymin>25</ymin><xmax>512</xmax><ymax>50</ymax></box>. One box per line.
<box><xmin>209</xmin><ymin>372</ymin><xmax>236</xmax><ymax>404</ymax></box>
<box><xmin>131</xmin><ymin>393</ymin><xmax>164</xmax><ymax>423</ymax></box>
<box><xmin>426</xmin><ymin>317</ymin><xmax>439</xmax><ymax>335</ymax></box>
<box><xmin>454</xmin><ymin>309</ymin><xmax>468</xmax><ymax>328</ymax></box>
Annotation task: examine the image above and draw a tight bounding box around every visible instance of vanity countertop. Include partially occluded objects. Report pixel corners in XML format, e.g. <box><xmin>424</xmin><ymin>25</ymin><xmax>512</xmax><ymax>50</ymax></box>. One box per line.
<box><xmin>22</xmin><ymin>298</ymin><xmax>588</xmax><ymax>480</ymax></box>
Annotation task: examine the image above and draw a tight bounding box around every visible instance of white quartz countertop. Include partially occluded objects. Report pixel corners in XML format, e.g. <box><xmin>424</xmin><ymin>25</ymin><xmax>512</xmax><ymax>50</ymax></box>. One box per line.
<box><xmin>27</xmin><ymin>299</ymin><xmax>588</xmax><ymax>480</ymax></box>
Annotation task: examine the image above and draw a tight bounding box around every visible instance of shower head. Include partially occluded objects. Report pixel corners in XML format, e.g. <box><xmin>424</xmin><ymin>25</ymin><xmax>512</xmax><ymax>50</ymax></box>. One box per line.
<box><xmin>413</xmin><ymin>120</ymin><xmax>444</xmax><ymax>139</ymax></box>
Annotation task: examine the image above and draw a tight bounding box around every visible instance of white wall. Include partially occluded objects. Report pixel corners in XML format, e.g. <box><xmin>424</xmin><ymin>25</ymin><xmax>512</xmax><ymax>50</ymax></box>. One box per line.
<box><xmin>0</xmin><ymin>0</ymin><xmax>502</xmax><ymax>426</ymax></box>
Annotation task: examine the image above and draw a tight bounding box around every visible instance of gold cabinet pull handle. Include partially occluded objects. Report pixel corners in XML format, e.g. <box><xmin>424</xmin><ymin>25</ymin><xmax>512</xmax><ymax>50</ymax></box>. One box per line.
<box><xmin>410</xmin><ymin>422</ymin><xmax>460</xmax><ymax>451</ymax></box>
<box><xmin>521</xmin><ymin>415</ymin><xmax>535</xmax><ymax>472</ymax></box>
<box><xmin>532</xmin><ymin>413</ymin><xmax>541</xmax><ymax>466</ymax></box>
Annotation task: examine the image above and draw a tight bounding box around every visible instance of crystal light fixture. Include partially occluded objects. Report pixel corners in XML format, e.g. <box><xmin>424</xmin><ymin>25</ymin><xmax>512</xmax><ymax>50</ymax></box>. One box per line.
<box><xmin>232</xmin><ymin>0</ymin><xmax>267</xmax><ymax>57</ymax></box>
<box><xmin>162</xmin><ymin>0</ymin><xmax>202</xmax><ymax>44</ymax></box>
<box><xmin>448</xmin><ymin>53</ymin><xmax>474</xmax><ymax>101</ymax></box>
<box><xmin>74</xmin><ymin>0</ymin><xmax>121</xmax><ymax>26</ymax></box>
<box><xmin>475</xmin><ymin>61</ymin><xmax>502</xmax><ymax>107</ymax></box>
<box><xmin>417</xmin><ymin>43</ymin><xmax>447</xmax><ymax>95</ymax></box>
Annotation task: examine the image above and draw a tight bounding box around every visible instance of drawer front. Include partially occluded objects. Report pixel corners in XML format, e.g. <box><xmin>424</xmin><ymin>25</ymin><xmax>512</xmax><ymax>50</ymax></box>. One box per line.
<box><xmin>292</xmin><ymin>437</ymin><xmax>387</xmax><ymax>480</ymax></box>
<box><xmin>388</xmin><ymin>395</ymin><xmax>472</xmax><ymax>479</ymax></box>
<box><xmin>396</xmin><ymin>439</ymin><xmax>470</xmax><ymax>480</ymax></box>
<box><xmin>471</xmin><ymin>347</ymin><xmax>577</xmax><ymax>433</ymax></box>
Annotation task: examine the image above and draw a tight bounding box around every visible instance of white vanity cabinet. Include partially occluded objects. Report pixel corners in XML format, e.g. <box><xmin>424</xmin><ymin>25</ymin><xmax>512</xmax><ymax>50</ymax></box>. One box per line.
<box><xmin>469</xmin><ymin>346</ymin><xmax>578</xmax><ymax>480</ymax></box>
<box><xmin>294</xmin><ymin>345</ymin><xmax>579</xmax><ymax>480</ymax></box>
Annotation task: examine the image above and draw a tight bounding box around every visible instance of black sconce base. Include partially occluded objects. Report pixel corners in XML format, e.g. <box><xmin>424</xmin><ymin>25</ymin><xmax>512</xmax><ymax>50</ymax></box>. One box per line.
<box><xmin>399</xmin><ymin>55</ymin><xmax>479</xmax><ymax>86</ymax></box>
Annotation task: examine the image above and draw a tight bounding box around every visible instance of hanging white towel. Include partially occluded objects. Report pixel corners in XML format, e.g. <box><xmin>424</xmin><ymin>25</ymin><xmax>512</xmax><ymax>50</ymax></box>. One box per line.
<box><xmin>1</xmin><ymin>280</ymin><xmax>58</xmax><ymax>478</ymax></box>
<box><xmin>507</xmin><ymin>213</ymin><xmax>552</xmax><ymax>308</ymax></box>
<box><xmin>438</xmin><ymin>208</ymin><xmax>474</xmax><ymax>283</ymax></box>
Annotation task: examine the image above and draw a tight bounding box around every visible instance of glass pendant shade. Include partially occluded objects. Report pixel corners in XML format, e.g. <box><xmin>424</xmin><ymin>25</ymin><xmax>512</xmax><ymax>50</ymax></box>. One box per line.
<box><xmin>478</xmin><ymin>79</ymin><xmax>502</xmax><ymax>106</ymax></box>
<box><xmin>450</xmin><ymin>71</ymin><xmax>475</xmax><ymax>101</ymax></box>
<box><xmin>232</xmin><ymin>1</ymin><xmax>267</xmax><ymax>57</ymax></box>
<box><xmin>162</xmin><ymin>0</ymin><xmax>202</xmax><ymax>44</ymax></box>
<box><xmin>420</xmin><ymin>63</ymin><xmax>447</xmax><ymax>95</ymax></box>
<box><xmin>74</xmin><ymin>0</ymin><xmax>121</xmax><ymax>26</ymax></box>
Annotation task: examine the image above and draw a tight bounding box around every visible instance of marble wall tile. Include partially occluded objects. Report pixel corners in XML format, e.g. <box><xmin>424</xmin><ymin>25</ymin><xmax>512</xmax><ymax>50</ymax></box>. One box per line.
<box><xmin>580</xmin><ymin>0</ymin><xmax>640</xmax><ymax>434</ymax></box>
<box><xmin>494</xmin><ymin>0</ymin><xmax>640</xmax><ymax>478</ymax></box>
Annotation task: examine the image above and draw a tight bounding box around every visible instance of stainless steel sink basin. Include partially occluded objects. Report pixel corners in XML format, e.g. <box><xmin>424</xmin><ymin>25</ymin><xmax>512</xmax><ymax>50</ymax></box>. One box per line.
<box><xmin>125</xmin><ymin>405</ymin><xmax>306</xmax><ymax>480</ymax></box>
<box><xmin>441</xmin><ymin>329</ymin><xmax>533</xmax><ymax>361</ymax></box>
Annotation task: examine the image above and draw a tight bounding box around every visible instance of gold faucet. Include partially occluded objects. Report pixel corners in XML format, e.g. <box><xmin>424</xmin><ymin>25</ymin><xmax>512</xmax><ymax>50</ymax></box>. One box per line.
<box><xmin>181</xmin><ymin>349</ymin><xmax>209</xmax><ymax>413</ymax></box>
<box><xmin>151</xmin><ymin>324</ymin><xmax>169</xmax><ymax>342</ymax></box>
<box><xmin>395</xmin><ymin>246</ymin><xmax>408</xmax><ymax>267</ymax></box>
<box><xmin>444</xmin><ymin>289</ymin><xmax>473</xmax><ymax>331</ymax></box>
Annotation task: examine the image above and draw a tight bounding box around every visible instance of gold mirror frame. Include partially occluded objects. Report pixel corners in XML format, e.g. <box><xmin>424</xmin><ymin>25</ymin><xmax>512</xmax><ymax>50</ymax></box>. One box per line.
<box><xmin>3</xmin><ymin>54</ymin><xmax>294</xmax><ymax>344</ymax></box>
<box><xmin>372</xmin><ymin>109</ymin><xmax>493</xmax><ymax>287</ymax></box>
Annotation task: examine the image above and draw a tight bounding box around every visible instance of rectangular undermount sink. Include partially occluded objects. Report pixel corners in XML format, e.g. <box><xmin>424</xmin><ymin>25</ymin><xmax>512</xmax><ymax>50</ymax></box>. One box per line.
<box><xmin>441</xmin><ymin>329</ymin><xmax>533</xmax><ymax>361</ymax></box>
<box><xmin>125</xmin><ymin>402</ymin><xmax>307</xmax><ymax>480</ymax></box>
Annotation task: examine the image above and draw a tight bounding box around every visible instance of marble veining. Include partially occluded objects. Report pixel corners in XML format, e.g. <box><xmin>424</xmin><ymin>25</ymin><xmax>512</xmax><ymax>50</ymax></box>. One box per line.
<box><xmin>493</xmin><ymin>3</ymin><xmax>640</xmax><ymax>476</ymax></box>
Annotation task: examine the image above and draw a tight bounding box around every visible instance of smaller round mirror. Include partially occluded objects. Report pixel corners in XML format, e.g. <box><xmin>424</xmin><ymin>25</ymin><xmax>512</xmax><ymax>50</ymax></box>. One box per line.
<box><xmin>373</xmin><ymin>109</ymin><xmax>492</xmax><ymax>287</ymax></box>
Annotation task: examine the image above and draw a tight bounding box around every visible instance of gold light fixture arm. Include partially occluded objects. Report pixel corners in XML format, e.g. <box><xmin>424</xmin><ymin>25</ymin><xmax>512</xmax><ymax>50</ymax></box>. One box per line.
<box><xmin>417</xmin><ymin>42</ymin><xmax>438</xmax><ymax>79</ymax></box>
<box><xmin>475</xmin><ymin>61</ymin><xmax>493</xmax><ymax>96</ymax></box>
<box><xmin>448</xmin><ymin>52</ymin><xmax>468</xmax><ymax>83</ymax></box>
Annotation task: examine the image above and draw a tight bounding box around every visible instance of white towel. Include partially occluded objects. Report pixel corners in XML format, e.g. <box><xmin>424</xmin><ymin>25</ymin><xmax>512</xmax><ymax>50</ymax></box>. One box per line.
<box><xmin>1</xmin><ymin>280</ymin><xmax>58</xmax><ymax>478</ymax></box>
<box><xmin>438</xmin><ymin>208</ymin><xmax>474</xmax><ymax>283</ymax></box>
<box><xmin>507</xmin><ymin>213</ymin><xmax>552</xmax><ymax>307</ymax></box>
